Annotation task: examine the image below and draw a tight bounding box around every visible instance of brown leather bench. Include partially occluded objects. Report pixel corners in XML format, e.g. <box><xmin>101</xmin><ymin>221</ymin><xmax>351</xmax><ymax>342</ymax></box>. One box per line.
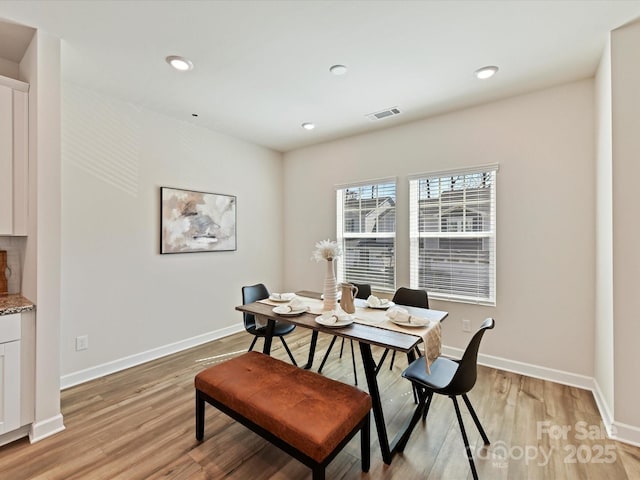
<box><xmin>195</xmin><ymin>351</ymin><xmax>371</xmax><ymax>480</ymax></box>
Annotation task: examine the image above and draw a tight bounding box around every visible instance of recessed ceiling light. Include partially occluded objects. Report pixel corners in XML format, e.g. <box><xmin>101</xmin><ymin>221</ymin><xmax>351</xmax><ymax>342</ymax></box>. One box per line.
<box><xmin>166</xmin><ymin>55</ymin><xmax>194</xmax><ymax>71</ymax></box>
<box><xmin>301</xmin><ymin>122</ymin><xmax>315</xmax><ymax>130</ymax></box>
<box><xmin>329</xmin><ymin>64</ymin><xmax>347</xmax><ymax>75</ymax></box>
<box><xmin>475</xmin><ymin>66</ymin><xmax>498</xmax><ymax>79</ymax></box>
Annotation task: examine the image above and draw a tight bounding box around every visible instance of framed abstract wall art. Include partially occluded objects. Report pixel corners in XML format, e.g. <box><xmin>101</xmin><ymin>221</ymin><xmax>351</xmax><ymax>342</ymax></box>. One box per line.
<box><xmin>161</xmin><ymin>187</ymin><xmax>237</xmax><ymax>253</ymax></box>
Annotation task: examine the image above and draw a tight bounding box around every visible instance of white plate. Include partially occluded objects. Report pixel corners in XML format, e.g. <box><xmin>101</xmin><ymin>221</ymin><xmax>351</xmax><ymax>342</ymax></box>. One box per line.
<box><xmin>390</xmin><ymin>318</ymin><xmax>430</xmax><ymax>328</ymax></box>
<box><xmin>366</xmin><ymin>300</ymin><xmax>395</xmax><ymax>309</ymax></box>
<box><xmin>269</xmin><ymin>294</ymin><xmax>296</xmax><ymax>302</ymax></box>
<box><xmin>315</xmin><ymin>315</ymin><xmax>355</xmax><ymax>328</ymax></box>
<box><xmin>272</xmin><ymin>305</ymin><xmax>308</xmax><ymax>316</ymax></box>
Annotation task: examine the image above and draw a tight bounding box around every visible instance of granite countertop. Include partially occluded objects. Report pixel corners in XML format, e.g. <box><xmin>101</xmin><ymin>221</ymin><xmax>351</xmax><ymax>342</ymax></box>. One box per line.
<box><xmin>0</xmin><ymin>294</ymin><xmax>35</xmax><ymax>316</ymax></box>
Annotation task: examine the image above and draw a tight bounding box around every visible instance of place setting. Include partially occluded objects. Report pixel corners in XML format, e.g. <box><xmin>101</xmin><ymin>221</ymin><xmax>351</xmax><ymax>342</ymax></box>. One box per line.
<box><xmin>272</xmin><ymin>297</ymin><xmax>309</xmax><ymax>316</ymax></box>
<box><xmin>385</xmin><ymin>306</ymin><xmax>432</xmax><ymax>328</ymax></box>
<box><xmin>268</xmin><ymin>292</ymin><xmax>297</xmax><ymax>302</ymax></box>
<box><xmin>314</xmin><ymin>310</ymin><xmax>355</xmax><ymax>328</ymax></box>
<box><xmin>365</xmin><ymin>294</ymin><xmax>395</xmax><ymax>310</ymax></box>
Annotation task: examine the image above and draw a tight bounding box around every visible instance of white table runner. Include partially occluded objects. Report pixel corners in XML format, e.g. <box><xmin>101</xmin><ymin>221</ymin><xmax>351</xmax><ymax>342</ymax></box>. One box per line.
<box><xmin>258</xmin><ymin>295</ymin><xmax>441</xmax><ymax>373</ymax></box>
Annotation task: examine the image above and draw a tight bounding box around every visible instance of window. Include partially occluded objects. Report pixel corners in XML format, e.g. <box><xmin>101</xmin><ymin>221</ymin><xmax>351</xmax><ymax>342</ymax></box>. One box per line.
<box><xmin>409</xmin><ymin>166</ymin><xmax>497</xmax><ymax>305</ymax></box>
<box><xmin>336</xmin><ymin>180</ymin><xmax>396</xmax><ymax>292</ymax></box>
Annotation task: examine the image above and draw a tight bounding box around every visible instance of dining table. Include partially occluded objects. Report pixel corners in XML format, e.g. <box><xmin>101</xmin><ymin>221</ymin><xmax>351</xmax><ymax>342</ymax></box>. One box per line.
<box><xmin>235</xmin><ymin>290</ymin><xmax>448</xmax><ymax>465</ymax></box>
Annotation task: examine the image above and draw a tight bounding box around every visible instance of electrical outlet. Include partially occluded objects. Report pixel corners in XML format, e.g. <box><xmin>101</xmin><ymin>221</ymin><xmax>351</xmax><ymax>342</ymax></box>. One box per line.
<box><xmin>462</xmin><ymin>319</ymin><xmax>472</xmax><ymax>333</ymax></box>
<box><xmin>76</xmin><ymin>335</ymin><xmax>89</xmax><ymax>351</ymax></box>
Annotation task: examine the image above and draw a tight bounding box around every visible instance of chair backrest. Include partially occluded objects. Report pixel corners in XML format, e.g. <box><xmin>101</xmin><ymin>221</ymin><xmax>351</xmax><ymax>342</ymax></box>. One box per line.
<box><xmin>392</xmin><ymin>287</ymin><xmax>429</xmax><ymax>309</ymax></box>
<box><xmin>446</xmin><ymin>318</ymin><xmax>495</xmax><ymax>395</ymax></box>
<box><xmin>241</xmin><ymin>283</ymin><xmax>270</xmax><ymax>330</ymax></box>
<box><xmin>353</xmin><ymin>283</ymin><xmax>372</xmax><ymax>300</ymax></box>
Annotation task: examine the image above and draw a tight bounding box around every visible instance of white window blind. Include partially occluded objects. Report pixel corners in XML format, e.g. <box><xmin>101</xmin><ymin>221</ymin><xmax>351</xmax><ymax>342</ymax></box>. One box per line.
<box><xmin>336</xmin><ymin>180</ymin><xmax>396</xmax><ymax>292</ymax></box>
<box><xmin>409</xmin><ymin>166</ymin><xmax>497</xmax><ymax>305</ymax></box>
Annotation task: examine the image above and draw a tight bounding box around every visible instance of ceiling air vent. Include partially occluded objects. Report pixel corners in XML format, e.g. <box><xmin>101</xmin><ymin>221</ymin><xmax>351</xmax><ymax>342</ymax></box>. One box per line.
<box><xmin>366</xmin><ymin>106</ymin><xmax>401</xmax><ymax>121</ymax></box>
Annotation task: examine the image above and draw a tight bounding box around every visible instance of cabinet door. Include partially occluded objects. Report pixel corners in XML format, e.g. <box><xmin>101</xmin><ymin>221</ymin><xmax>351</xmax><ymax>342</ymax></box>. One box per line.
<box><xmin>0</xmin><ymin>85</ymin><xmax>12</xmax><ymax>234</ymax></box>
<box><xmin>0</xmin><ymin>340</ymin><xmax>21</xmax><ymax>434</ymax></box>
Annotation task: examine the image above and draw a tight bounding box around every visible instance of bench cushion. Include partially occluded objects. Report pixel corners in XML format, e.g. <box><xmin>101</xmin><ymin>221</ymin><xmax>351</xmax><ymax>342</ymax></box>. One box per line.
<box><xmin>195</xmin><ymin>351</ymin><xmax>371</xmax><ymax>463</ymax></box>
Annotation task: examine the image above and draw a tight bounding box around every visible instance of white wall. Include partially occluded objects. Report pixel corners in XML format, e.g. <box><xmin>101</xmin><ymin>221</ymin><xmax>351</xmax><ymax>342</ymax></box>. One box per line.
<box><xmin>284</xmin><ymin>80</ymin><xmax>596</xmax><ymax>376</ymax></box>
<box><xmin>60</xmin><ymin>83</ymin><xmax>284</xmax><ymax>379</ymax></box>
<box><xmin>20</xmin><ymin>30</ymin><xmax>65</xmax><ymax>442</ymax></box>
<box><xmin>594</xmin><ymin>38</ymin><xmax>615</xmax><ymax>424</ymax></box>
<box><xmin>611</xmin><ymin>19</ymin><xmax>640</xmax><ymax>438</ymax></box>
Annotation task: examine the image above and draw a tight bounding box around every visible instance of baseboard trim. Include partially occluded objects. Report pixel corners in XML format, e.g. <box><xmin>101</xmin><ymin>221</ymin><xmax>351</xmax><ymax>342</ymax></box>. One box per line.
<box><xmin>591</xmin><ymin>379</ymin><xmax>615</xmax><ymax>437</ymax></box>
<box><xmin>60</xmin><ymin>324</ymin><xmax>244</xmax><ymax>390</ymax></box>
<box><xmin>611</xmin><ymin>421</ymin><xmax>640</xmax><ymax>448</ymax></box>
<box><xmin>441</xmin><ymin>345</ymin><xmax>640</xmax><ymax>447</ymax></box>
<box><xmin>59</xmin><ymin>332</ymin><xmax>640</xmax><ymax>448</ymax></box>
<box><xmin>441</xmin><ymin>345</ymin><xmax>595</xmax><ymax>390</ymax></box>
<box><xmin>29</xmin><ymin>414</ymin><xmax>65</xmax><ymax>443</ymax></box>
<box><xmin>0</xmin><ymin>425</ymin><xmax>31</xmax><ymax>447</ymax></box>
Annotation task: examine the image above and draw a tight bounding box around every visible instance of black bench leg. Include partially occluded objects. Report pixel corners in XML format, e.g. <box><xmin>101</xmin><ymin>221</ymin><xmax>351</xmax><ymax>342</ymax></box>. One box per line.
<box><xmin>312</xmin><ymin>466</ymin><xmax>325</xmax><ymax>480</ymax></box>
<box><xmin>195</xmin><ymin>390</ymin><xmax>205</xmax><ymax>441</ymax></box>
<box><xmin>361</xmin><ymin>412</ymin><xmax>371</xmax><ymax>472</ymax></box>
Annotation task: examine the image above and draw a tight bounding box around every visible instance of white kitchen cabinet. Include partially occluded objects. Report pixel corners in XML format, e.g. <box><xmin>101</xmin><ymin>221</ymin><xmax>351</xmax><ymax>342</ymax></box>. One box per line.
<box><xmin>0</xmin><ymin>76</ymin><xmax>29</xmax><ymax>236</ymax></box>
<box><xmin>0</xmin><ymin>314</ymin><xmax>21</xmax><ymax>435</ymax></box>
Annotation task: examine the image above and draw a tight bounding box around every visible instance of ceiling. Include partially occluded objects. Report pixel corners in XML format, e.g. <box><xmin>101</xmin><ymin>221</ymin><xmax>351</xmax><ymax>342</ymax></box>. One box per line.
<box><xmin>1</xmin><ymin>1</ymin><xmax>639</xmax><ymax>153</ymax></box>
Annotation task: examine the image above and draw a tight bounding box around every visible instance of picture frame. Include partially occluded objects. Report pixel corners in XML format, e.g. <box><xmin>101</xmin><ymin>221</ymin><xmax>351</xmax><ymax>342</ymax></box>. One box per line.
<box><xmin>160</xmin><ymin>187</ymin><xmax>237</xmax><ymax>254</ymax></box>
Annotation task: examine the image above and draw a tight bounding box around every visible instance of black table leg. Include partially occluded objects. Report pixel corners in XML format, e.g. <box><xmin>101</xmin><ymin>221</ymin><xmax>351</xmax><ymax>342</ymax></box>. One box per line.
<box><xmin>359</xmin><ymin>342</ymin><xmax>392</xmax><ymax>464</ymax></box>
<box><xmin>395</xmin><ymin>387</ymin><xmax>427</xmax><ymax>452</ymax></box>
<box><xmin>304</xmin><ymin>330</ymin><xmax>319</xmax><ymax>369</ymax></box>
<box><xmin>359</xmin><ymin>342</ymin><xmax>425</xmax><ymax>465</ymax></box>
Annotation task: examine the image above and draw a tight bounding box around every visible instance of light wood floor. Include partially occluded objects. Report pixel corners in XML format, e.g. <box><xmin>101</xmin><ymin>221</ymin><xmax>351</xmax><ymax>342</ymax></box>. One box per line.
<box><xmin>1</xmin><ymin>329</ymin><xmax>639</xmax><ymax>479</ymax></box>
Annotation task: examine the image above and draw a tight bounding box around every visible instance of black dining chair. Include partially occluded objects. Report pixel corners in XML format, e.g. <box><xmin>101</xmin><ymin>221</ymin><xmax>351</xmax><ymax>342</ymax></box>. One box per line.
<box><xmin>401</xmin><ymin>318</ymin><xmax>495</xmax><ymax>480</ymax></box>
<box><xmin>241</xmin><ymin>283</ymin><xmax>297</xmax><ymax>366</ymax></box>
<box><xmin>317</xmin><ymin>283</ymin><xmax>371</xmax><ymax>385</ymax></box>
<box><xmin>382</xmin><ymin>287</ymin><xmax>430</xmax><ymax>371</ymax></box>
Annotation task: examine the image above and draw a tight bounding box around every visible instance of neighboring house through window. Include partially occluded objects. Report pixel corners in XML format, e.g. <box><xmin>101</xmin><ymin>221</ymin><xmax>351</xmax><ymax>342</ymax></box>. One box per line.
<box><xmin>336</xmin><ymin>179</ymin><xmax>396</xmax><ymax>292</ymax></box>
<box><xmin>409</xmin><ymin>165</ymin><xmax>498</xmax><ymax>305</ymax></box>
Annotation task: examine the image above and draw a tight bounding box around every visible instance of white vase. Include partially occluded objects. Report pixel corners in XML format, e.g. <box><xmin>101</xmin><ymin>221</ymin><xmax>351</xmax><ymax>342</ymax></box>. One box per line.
<box><xmin>323</xmin><ymin>258</ymin><xmax>338</xmax><ymax>311</ymax></box>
